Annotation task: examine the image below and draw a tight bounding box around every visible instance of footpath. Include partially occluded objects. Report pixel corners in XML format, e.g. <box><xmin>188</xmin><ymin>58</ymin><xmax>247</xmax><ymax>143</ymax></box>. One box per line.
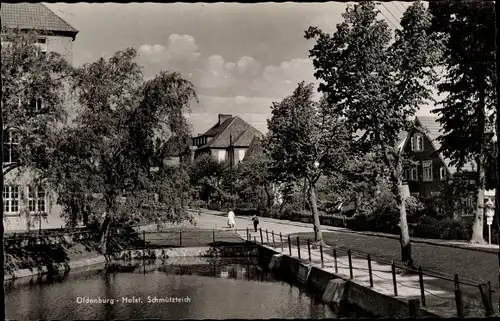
<box><xmin>191</xmin><ymin>208</ymin><xmax>499</xmax><ymax>317</ymax></box>
<box><xmin>243</xmin><ymin>226</ymin><xmax>490</xmax><ymax>317</ymax></box>
<box><xmin>191</xmin><ymin>208</ymin><xmax>498</xmax><ymax>254</ymax></box>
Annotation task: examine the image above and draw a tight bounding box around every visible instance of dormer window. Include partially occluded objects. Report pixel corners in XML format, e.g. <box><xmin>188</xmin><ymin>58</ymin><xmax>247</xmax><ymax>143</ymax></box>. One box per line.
<box><xmin>411</xmin><ymin>134</ymin><xmax>424</xmax><ymax>152</ymax></box>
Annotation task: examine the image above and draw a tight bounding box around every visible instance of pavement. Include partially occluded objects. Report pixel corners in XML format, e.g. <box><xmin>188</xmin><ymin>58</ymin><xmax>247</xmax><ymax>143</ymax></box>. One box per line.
<box><xmin>189</xmin><ymin>208</ymin><xmax>499</xmax><ymax>254</ymax></box>
<box><xmin>188</xmin><ymin>208</ymin><xmax>499</xmax><ymax>317</ymax></box>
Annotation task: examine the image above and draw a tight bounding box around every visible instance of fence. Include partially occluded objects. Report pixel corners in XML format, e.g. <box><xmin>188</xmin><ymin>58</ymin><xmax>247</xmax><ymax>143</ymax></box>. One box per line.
<box><xmin>4</xmin><ymin>227</ymin><xmax>250</xmax><ymax>250</ymax></box>
<box><xmin>246</xmin><ymin>227</ymin><xmax>498</xmax><ymax>318</ymax></box>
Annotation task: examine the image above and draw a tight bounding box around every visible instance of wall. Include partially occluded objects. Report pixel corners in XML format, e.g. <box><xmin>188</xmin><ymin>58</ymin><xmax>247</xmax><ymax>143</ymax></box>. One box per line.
<box><xmin>404</xmin><ymin>130</ymin><xmax>447</xmax><ymax>198</ymax></box>
<box><xmin>4</xmin><ymin>168</ymin><xmax>64</xmax><ymax>232</ymax></box>
<box><xmin>216</xmin><ymin>149</ymin><xmax>227</xmax><ymax>162</ymax></box>
<box><xmin>46</xmin><ymin>35</ymin><xmax>74</xmax><ymax>65</ymax></box>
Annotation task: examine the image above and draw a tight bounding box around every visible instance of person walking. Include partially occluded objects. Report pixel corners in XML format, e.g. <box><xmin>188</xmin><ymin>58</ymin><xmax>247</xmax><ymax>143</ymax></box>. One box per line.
<box><xmin>251</xmin><ymin>214</ymin><xmax>259</xmax><ymax>232</ymax></box>
<box><xmin>227</xmin><ymin>210</ymin><xmax>236</xmax><ymax>229</ymax></box>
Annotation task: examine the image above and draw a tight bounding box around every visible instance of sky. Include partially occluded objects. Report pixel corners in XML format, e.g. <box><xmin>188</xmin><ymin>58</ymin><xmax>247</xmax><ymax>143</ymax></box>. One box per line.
<box><xmin>45</xmin><ymin>2</ymin><xmax>434</xmax><ymax>136</ymax></box>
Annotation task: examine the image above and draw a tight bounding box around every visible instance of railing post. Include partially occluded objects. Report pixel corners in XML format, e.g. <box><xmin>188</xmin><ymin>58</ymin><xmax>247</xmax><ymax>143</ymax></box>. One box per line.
<box><xmin>479</xmin><ymin>282</ymin><xmax>494</xmax><ymax>316</ymax></box>
<box><xmin>454</xmin><ymin>274</ymin><xmax>464</xmax><ymax>317</ymax></box>
<box><xmin>280</xmin><ymin>233</ymin><xmax>284</xmax><ymax>253</ymax></box>
<box><xmin>348</xmin><ymin>249</ymin><xmax>353</xmax><ymax>279</ymax></box>
<box><xmin>367</xmin><ymin>254</ymin><xmax>373</xmax><ymax>287</ymax></box>
<box><xmin>213</xmin><ymin>228</ymin><xmax>215</xmax><ymax>243</ymax></box>
<box><xmin>266</xmin><ymin>229</ymin><xmax>269</xmax><ymax>245</ymax></box>
<box><xmin>246</xmin><ymin>227</ymin><xmax>249</xmax><ymax>241</ymax></box>
<box><xmin>418</xmin><ymin>266</ymin><xmax>426</xmax><ymax>307</ymax></box>
<box><xmin>288</xmin><ymin>235</ymin><xmax>292</xmax><ymax>255</ymax></box>
<box><xmin>272</xmin><ymin>231</ymin><xmax>276</xmax><ymax>248</ymax></box>
<box><xmin>320</xmin><ymin>244</ymin><xmax>324</xmax><ymax>268</ymax></box>
<box><xmin>179</xmin><ymin>229</ymin><xmax>182</xmax><ymax>247</ymax></box>
<box><xmin>142</xmin><ymin>230</ymin><xmax>146</xmax><ymax>261</ymax></box>
<box><xmin>254</xmin><ymin>236</ymin><xmax>256</xmax><ymax>243</ymax></box>
<box><xmin>260</xmin><ymin>228</ymin><xmax>263</xmax><ymax>244</ymax></box>
<box><xmin>297</xmin><ymin>237</ymin><xmax>301</xmax><ymax>260</ymax></box>
<box><xmin>307</xmin><ymin>239</ymin><xmax>312</xmax><ymax>262</ymax></box>
<box><xmin>333</xmin><ymin>247</ymin><xmax>338</xmax><ymax>273</ymax></box>
<box><xmin>391</xmin><ymin>260</ymin><xmax>398</xmax><ymax>297</ymax></box>
<box><xmin>408</xmin><ymin>299</ymin><xmax>421</xmax><ymax>318</ymax></box>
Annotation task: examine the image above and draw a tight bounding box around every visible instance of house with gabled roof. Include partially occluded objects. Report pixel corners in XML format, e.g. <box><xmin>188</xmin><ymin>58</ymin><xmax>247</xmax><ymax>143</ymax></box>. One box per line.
<box><xmin>2</xmin><ymin>3</ymin><xmax>79</xmax><ymax>232</ymax></box>
<box><xmin>401</xmin><ymin>116</ymin><xmax>476</xmax><ymax>198</ymax></box>
<box><xmin>191</xmin><ymin>114</ymin><xmax>263</xmax><ymax>164</ymax></box>
<box><xmin>1</xmin><ymin>3</ymin><xmax>79</xmax><ymax>64</ymax></box>
<box><xmin>398</xmin><ymin>115</ymin><xmax>497</xmax><ymax>218</ymax></box>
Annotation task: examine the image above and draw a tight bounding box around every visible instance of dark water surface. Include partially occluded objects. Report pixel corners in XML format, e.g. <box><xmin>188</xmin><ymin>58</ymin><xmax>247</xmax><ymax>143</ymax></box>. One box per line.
<box><xmin>5</xmin><ymin>257</ymin><xmax>364</xmax><ymax>320</ymax></box>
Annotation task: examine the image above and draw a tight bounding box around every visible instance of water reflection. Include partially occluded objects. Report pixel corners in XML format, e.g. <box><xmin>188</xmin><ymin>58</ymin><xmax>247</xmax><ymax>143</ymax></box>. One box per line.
<box><xmin>5</xmin><ymin>257</ymin><xmax>367</xmax><ymax>320</ymax></box>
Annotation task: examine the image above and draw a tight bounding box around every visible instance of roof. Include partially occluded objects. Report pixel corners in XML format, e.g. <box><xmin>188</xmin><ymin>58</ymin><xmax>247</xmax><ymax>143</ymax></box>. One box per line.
<box><xmin>158</xmin><ymin>136</ymin><xmax>189</xmax><ymax>157</ymax></box>
<box><xmin>414</xmin><ymin>116</ymin><xmax>474</xmax><ymax>173</ymax></box>
<box><xmin>243</xmin><ymin>136</ymin><xmax>265</xmax><ymax>160</ymax></box>
<box><xmin>199</xmin><ymin>116</ymin><xmax>263</xmax><ymax>149</ymax></box>
<box><xmin>1</xmin><ymin>3</ymin><xmax>78</xmax><ymax>38</ymax></box>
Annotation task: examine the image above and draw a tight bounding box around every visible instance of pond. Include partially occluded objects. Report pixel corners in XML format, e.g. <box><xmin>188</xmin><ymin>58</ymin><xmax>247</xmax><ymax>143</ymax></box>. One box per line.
<box><xmin>5</xmin><ymin>257</ymin><xmax>369</xmax><ymax>320</ymax></box>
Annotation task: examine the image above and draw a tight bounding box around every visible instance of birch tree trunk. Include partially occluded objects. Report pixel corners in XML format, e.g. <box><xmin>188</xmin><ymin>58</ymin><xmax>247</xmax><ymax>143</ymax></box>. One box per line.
<box><xmin>471</xmin><ymin>156</ymin><xmax>486</xmax><ymax>244</ymax></box>
<box><xmin>309</xmin><ymin>182</ymin><xmax>324</xmax><ymax>245</ymax></box>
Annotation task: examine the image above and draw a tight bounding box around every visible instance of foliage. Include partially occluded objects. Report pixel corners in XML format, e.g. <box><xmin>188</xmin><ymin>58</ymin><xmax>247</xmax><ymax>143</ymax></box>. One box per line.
<box><xmin>234</xmin><ymin>152</ymin><xmax>274</xmax><ymax>210</ymax></box>
<box><xmin>189</xmin><ymin>153</ymin><xmax>230</xmax><ymax>204</ymax></box>
<box><xmin>46</xmin><ymin>49</ymin><xmax>197</xmax><ymax>252</ymax></box>
<box><xmin>305</xmin><ymin>1</ymin><xmax>440</xmax><ymax>265</ymax></box>
<box><xmin>265</xmin><ymin>82</ymin><xmax>354</xmax><ymax>242</ymax></box>
<box><xmin>429</xmin><ymin>0</ymin><xmax>496</xmax><ymax>170</ymax></box>
<box><xmin>1</xmin><ymin>30</ymin><xmax>73</xmax><ymax>175</ymax></box>
<box><xmin>429</xmin><ymin>0</ymin><xmax>496</xmax><ymax>243</ymax></box>
<box><xmin>433</xmin><ymin>177</ymin><xmax>476</xmax><ymax>219</ymax></box>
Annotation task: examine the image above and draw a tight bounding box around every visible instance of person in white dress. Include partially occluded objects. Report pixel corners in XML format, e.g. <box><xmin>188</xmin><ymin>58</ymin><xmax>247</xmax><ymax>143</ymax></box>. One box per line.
<box><xmin>227</xmin><ymin>210</ymin><xmax>236</xmax><ymax>229</ymax></box>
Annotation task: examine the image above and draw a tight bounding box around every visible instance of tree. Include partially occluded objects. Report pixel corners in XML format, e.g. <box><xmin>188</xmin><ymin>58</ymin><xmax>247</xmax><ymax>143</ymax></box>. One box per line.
<box><xmin>428</xmin><ymin>0</ymin><xmax>496</xmax><ymax>244</ymax></box>
<box><xmin>53</xmin><ymin>48</ymin><xmax>197</xmax><ymax>254</ymax></box>
<box><xmin>265</xmin><ymin>82</ymin><xmax>353</xmax><ymax>245</ymax></box>
<box><xmin>235</xmin><ymin>152</ymin><xmax>274</xmax><ymax>210</ymax></box>
<box><xmin>1</xmin><ymin>28</ymin><xmax>73</xmax><ymax>317</ymax></box>
<box><xmin>305</xmin><ymin>1</ymin><xmax>441</xmax><ymax>268</ymax></box>
<box><xmin>189</xmin><ymin>153</ymin><xmax>230</xmax><ymax>206</ymax></box>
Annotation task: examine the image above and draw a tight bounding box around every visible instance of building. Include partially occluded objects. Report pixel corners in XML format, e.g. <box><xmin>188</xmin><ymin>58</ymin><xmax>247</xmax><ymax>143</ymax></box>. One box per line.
<box><xmin>401</xmin><ymin>116</ymin><xmax>496</xmax><ymax>217</ymax></box>
<box><xmin>191</xmin><ymin>114</ymin><xmax>263</xmax><ymax>164</ymax></box>
<box><xmin>154</xmin><ymin>135</ymin><xmax>192</xmax><ymax>168</ymax></box>
<box><xmin>2</xmin><ymin>3</ymin><xmax>78</xmax><ymax>231</ymax></box>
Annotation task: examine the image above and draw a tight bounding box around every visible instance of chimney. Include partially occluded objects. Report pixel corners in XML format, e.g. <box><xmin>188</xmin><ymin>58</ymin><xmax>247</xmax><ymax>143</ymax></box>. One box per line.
<box><xmin>218</xmin><ymin>114</ymin><xmax>232</xmax><ymax>125</ymax></box>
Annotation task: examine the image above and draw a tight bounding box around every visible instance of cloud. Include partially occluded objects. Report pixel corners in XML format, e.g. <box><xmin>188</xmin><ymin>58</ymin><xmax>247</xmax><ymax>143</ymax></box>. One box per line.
<box><xmin>138</xmin><ymin>34</ymin><xmax>201</xmax><ymax>73</ymax></box>
<box><xmin>236</xmin><ymin>56</ymin><xmax>261</xmax><ymax>77</ymax></box>
<box><xmin>137</xmin><ymin>34</ymin><xmax>318</xmax><ymax>100</ymax></box>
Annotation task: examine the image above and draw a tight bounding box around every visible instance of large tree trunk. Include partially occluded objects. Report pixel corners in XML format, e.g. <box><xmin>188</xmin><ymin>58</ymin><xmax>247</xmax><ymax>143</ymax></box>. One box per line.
<box><xmin>309</xmin><ymin>182</ymin><xmax>324</xmax><ymax>245</ymax></box>
<box><xmin>392</xmin><ymin>157</ymin><xmax>414</xmax><ymax>270</ymax></box>
<box><xmin>471</xmin><ymin>156</ymin><xmax>486</xmax><ymax>244</ymax></box>
<box><xmin>263</xmin><ymin>182</ymin><xmax>272</xmax><ymax>209</ymax></box>
<box><xmin>100</xmin><ymin>195</ymin><xmax>115</xmax><ymax>256</ymax></box>
<box><xmin>495</xmin><ymin>94</ymin><xmax>500</xmax><ymax>290</ymax></box>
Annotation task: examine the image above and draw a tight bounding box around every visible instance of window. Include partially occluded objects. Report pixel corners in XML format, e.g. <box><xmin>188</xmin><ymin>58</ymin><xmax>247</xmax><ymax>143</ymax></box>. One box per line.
<box><xmin>3</xmin><ymin>185</ymin><xmax>20</xmax><ymax>216</ymax></box>
<box><xmin>27</xmin><ymin>186</ymin><xmax>46</xmax><ymax>213</ymax></box>
<box><xmin>34</xmin><ymin>38</ymin><xmax>47</xmax><ymax>56</ymax></box>
<box><xmin>410</xmin><ymin>165</ymin><xmax>418</xmax><ymax>181</ymax></box>
<box><xmin>29</xmin><ymin>97</ymin><xmax>43</xmax><ymax>112</ymax></box>
<box><xmin>464</xmin><ymin>197</ymin><xmax>474</xmax><ymax>209</ymax></box>
<box><xmin>422</xmin><ymin>161</ymin><xmax>433</xmax><ymax>181</ymax></box>
<box><xmin>440</xmin><ymin>167</ymin><xmax>446</xmax><ymax>180</ymax></box>
<box><xmin>411</xmin><ymin>134</ymin><xmax>424</xmax><ymax>152</ymax></box>
<box><xmin>3</xmin><ymin>130</ymin><xmax>19</xmax><ymax>164</ymax></box>
<box><xmin>403</xmin><ymin>167</ymin><xmax>410</xmax><ymax>180</ymax></box>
